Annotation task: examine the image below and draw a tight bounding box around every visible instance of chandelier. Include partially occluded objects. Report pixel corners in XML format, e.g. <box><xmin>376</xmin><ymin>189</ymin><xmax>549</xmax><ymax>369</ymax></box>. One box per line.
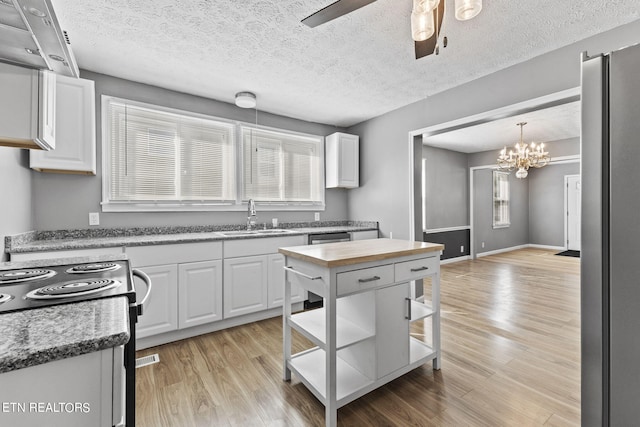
<box><xmin>411</xmin><ymin>0</ymin><xmax>482</xmax><ymax>42</ymax></box>
<box><xmin>497</xmin><ymin>122</ymin><xmax>550</xmax><ymax>179</ymax></box>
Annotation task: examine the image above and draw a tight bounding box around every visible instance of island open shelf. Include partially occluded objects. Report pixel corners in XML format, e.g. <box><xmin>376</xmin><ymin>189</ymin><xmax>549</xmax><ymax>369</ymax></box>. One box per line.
<box><xmin>280</xmin><ymin>238</ymin><xmax>443</xmax><ymax>427</ymax></box>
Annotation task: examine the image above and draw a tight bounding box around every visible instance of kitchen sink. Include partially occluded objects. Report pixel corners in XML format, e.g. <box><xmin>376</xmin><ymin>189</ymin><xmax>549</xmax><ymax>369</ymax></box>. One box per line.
<box><xmin>217</xmin><ymin>229</ymin><xmax>295</xmax><ymax>237</ymax></box>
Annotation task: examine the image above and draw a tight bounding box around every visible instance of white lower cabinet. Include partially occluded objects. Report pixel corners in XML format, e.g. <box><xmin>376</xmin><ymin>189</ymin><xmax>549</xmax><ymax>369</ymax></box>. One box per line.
<box><xmin>223</xmin><ymin>255</ymin><xmax>269</xmax><ymax>318</ymax></box>
<box><xmin>268</xmin><ymin>253</ymin><xmax>306</xmax><ymax>308</ymax></box>
<box><xmin>375</xmin><ymin>282</ymin><xmax>410</xmax><ymax>378</ymax></box>
<box><xmin>126</xmin><ymin>242</ymin><xmax>223</xmax><ymax>340</ymax></box>
<box><xmin>0</xmin><ymin>346</ymin><xmax>123</xmax><ymax>427</ymax></box>
<box><xmin>178</xmin><ymin>260</ymin><xmax>223</xmax><ymax>328</ymax></box>
<box><xmin>135</xmin><ymin>264</ymin><xmax>178</xmax><ymax>338</ymax></box>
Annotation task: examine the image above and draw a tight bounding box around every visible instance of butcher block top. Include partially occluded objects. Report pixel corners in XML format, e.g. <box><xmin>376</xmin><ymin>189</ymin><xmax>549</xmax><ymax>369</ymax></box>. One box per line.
<box><xmin>279</xmin><ymin>238</ymin><xmax>444</xmax><ymax>268</ymax></box>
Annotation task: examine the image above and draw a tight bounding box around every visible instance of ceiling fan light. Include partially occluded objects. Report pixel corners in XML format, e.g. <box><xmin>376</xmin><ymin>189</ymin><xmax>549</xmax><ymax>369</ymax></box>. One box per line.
<box><xmin>411</xmin><ymin>9</ymin><xmax>434</xmax><ymax>42</ymax></box>
<box><xmin>414</xmin><ymin>0</ymin><xmax>439</xmax><ymax>13</ymax></box>
<box><xmin>454</xmin><ymin>0</ymin><xmax>482</xmax><ymax>21</ymax></box>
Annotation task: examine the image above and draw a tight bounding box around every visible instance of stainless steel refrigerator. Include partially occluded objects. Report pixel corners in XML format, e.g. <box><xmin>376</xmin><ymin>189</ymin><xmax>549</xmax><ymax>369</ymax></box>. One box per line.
<box><xmin>582</xmin><ymin>42</ymin><xmax>640</xmax><ymax>426</ymax></box>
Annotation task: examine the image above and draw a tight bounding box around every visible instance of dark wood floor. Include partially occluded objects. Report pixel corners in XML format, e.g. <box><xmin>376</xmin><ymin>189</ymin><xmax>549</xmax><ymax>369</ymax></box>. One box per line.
<box><xmin>136</xmin><ymin>248</ymin><xmax>580</xmax><ymax>426</ymax></box>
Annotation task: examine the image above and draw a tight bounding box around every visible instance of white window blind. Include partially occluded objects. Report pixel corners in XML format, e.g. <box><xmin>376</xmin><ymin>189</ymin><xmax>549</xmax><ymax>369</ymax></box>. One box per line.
<box><xmin>104</xmin><ymin>98</ymin><xmax>236</xmax><ymax>206</ymax></box>
<box><xmin>241</xmin><ymin>126</ymin><xmax>323</xmax><ymax>204</ymax></box>
<box><xmin>493</xmin><ymin>171</ymin><xmax>510</xmax><ymax>228</ymax></box>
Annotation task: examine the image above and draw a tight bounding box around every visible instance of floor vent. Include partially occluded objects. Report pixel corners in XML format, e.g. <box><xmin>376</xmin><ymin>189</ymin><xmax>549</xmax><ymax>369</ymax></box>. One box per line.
<box><xmin>136</xmin><ymin>353</ymin><xmax>160</xmax><ymax>368</ymax></box>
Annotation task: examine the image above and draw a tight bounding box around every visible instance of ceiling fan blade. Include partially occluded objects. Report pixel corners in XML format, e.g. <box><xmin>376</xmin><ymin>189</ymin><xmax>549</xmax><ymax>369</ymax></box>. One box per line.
<box><xmin>415</xmin><ymin>0</ymin><xmax>445</xmax><ymax>59</ymax></box>
<box><xmin>302</xmin><ymin>0</ymin><xmax>377</xmax><ymax>28</ymax></box>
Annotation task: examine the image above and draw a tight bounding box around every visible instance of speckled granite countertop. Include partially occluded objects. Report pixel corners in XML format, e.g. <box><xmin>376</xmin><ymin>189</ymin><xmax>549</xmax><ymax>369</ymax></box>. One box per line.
<box><xmin>5</xmin><ymin>221</ymin><xmax>378</xmax><ymax>254</ymax></box>
<box><xmin>0</xmin><ymin>296</ymin><xmax>130</xmax><ymax>374</ymax></box>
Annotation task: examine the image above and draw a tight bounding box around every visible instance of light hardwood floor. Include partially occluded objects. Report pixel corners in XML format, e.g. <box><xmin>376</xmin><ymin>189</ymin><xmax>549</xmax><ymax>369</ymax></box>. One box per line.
<box><xmin>135</xmin><ymin>248</ymin><xmax>580</xmax><ymax>426</ymax></box>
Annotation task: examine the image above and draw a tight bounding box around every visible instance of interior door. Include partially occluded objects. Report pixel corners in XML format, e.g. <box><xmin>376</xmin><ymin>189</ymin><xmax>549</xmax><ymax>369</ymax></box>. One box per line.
<box><xmin>566</xmin><ymin>175</ymin><xmax>581</xmax><ymax>250</ymax></box>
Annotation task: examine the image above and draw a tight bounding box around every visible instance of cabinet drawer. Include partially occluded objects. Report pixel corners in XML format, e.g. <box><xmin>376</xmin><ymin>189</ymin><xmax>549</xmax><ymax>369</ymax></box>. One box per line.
<box><xmin>126</xmin><ymin>242</ymin><xmax>222</xmax><ymax>267</ymax></box>
<box><xmin>337</xmin><ymin>264</ymin><xmax>394</xmax><ymax>296</ymax></box>
<box><xmin>394</xmin><ymin>256</ymin><xmax>438</xmax><ymax>282</ymax></box>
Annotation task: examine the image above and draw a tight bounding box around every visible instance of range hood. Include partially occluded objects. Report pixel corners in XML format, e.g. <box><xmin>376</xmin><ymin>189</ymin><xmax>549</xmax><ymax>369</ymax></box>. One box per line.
<box><xmin>0</xmin><ymin>0</ymin><xmax>78</xmax><ymax>77</ymax></box>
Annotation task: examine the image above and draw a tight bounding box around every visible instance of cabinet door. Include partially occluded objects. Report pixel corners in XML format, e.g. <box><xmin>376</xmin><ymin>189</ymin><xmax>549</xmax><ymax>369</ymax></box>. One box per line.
<box><xmin>223</xmin><ymin>255</ymin><xmax>268</xmax><ymax>318</ymax></box>
<box><xmin>376</xmin><ymin>282</ymin><xmax>410</xmax><ymax>378</ymax></box>
<box><xmin>37</xmin><ymin>70</ymin><xmax>56</xmax><ymax>149</ymax></box>
<box><xmin>178</xmin><ymin>260</ymin><xmax>223</xmax><ymax>328</ymax></box>
<box><xmin>326</xmin><ymin>132</ymin><xmax>359</xmax><ymax>188</ymax></box>
<box><xmin>267</xmin><ymin>253</ymin><xmax>306</xmax><ymax>308</ymax></box>
<box><xmin>30</xmin><ymin>75</ymin><xmax>96</xmax><ymax>174</ymax></box>
<box><xmin>135</xmin><ymin>264</ymin><xmax>178</xmax><ymax>338</ymax></box>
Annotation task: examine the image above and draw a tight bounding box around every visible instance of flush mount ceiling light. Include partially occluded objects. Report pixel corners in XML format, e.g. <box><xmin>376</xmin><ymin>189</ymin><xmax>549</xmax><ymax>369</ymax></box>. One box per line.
<box><xmin>497</xmin><ymin>122</ymin><xmax>550</xmax><ymax>179</ymax></box>
<box><xmin>235</xmin><ymin>92</ymin><xmax>257</xmax><ymax>109</ymax></box>
<box><xmin>301</xmin><ymin>0</ymin><xmax>482</xmax><ymax>60</ymax></box>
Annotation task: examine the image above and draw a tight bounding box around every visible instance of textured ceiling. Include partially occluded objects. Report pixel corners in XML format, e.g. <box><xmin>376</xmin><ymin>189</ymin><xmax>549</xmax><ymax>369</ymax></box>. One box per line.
<box><xmin>423</xmin><ymin>101</ymin><xmax>581</xmax><ymax>153</ymax></box>
<box><xmin>49</xmin><ymin>0</ymin><xmax>639</xmax><ymax>127</ymax></box>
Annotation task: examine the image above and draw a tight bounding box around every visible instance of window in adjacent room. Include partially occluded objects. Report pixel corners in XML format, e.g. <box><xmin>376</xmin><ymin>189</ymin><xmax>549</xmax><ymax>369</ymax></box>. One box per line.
<box><xmin>492</xmin><ymin>170</ymin><xmax>510</xmax><ymax>228</ymax></box>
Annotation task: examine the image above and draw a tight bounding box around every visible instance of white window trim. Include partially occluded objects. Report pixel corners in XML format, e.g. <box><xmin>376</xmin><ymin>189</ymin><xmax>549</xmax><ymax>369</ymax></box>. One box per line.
<box><xmin>101</xmin><ymin>96</ymin><xmax>325</xmax><ymax>212</ymax></box>
<box><xmin>492</xmin><ymin>170</ymin><xmax>510</xmax><ymax>229</ymax></box>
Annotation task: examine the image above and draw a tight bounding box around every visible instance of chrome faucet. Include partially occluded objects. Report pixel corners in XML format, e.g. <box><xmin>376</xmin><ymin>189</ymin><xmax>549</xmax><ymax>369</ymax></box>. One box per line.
<box><xmin>247</xmin><ymin>199</ymin><xmax>257</xmax><ymax>230</ymax></box>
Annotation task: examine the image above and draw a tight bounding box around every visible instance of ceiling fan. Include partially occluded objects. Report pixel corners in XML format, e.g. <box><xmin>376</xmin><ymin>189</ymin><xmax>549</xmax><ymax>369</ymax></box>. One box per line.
<box><xmin>301</xmin><ymin>0</ymin><xmax>480</xmax><ymax>60</ymax></box>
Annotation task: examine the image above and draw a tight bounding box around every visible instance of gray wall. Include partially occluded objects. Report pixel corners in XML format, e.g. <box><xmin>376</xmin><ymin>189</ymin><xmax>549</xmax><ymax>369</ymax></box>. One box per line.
<box><xmin>0</xmin><ymin>147</ymin><xmax>33</xmax><ymax>261</ymax></box>
<box><xmin>473</xmin><ymin>168</ymin><xmax>529</xmax><ymax>253</ymax></box>
<box><xmin>528</xmin><ymin>162</ymin><xmax>580</xmax><ymax>247</ymax></box>
<box><xmin>347</xmin><ymin>19</ymin><xmax>640</xmax><ymax>240</ymax></box>
<box><xmin>423</xmin><ymin>145</ymin><xmax>468</xmax><ymax>230</ymax></box>
<box><xmin>32</xmin><ymin>71</ymin><xmax>349</xmax><ymax>231</ymax></box>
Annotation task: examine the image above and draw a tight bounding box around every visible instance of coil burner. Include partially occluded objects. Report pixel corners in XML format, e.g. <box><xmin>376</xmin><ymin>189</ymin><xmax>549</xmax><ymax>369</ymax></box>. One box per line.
<box><xmin>0</xmin><ymin>269</ymin><xmax>56</xmax><ymax>284</ymax></box>
<box><xmin>25</xmin><ymin>278</ymin><xmax>122</xmax><ymax>300</ymax></box>
<box><xmin>66</xmin><ymin>262</ymin><xmax>121</xmax><ymax>274</ymax></box>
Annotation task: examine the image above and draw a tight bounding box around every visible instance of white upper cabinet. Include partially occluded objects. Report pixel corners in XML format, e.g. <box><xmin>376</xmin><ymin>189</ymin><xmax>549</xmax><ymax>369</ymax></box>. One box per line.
<box><xmin>30</xmin><ymin>74</ymin><xmax>96</xmax><ymax>174</ymax></box>
<box><xmin>0</xmin><ymin>62</ymin><xmax>55</xmax><ymax>150</ymax></box>
<box><xmin>325</xmin><ymin>132</ymin><xmax>359</xmax><ymax>188</ymax></box>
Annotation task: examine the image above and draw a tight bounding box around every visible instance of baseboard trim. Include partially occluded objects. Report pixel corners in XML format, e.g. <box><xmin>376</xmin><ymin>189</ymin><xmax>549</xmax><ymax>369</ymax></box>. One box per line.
<box><xmin>476</xmin><ymin>244</ymin><xmax>569</xmax><ymax>258</ymax></box>
<box><xmin>441</xmin><ymin>255</ymin><xmax>471</xmax><ymax>265</ymax></box>
<box><xmin>476</xmin><ymin>244</ymin><xmax>529</xmax><ymax>258</ymax></box>
<box><xmin>528</xmin><ymin>244</ymin><xmax>566</xmax><ymax>251</ymax></box>
<box><xmin>136</xmin><ymin>302</ymin><xmax>304</xmax><ymax>350</ymax></box>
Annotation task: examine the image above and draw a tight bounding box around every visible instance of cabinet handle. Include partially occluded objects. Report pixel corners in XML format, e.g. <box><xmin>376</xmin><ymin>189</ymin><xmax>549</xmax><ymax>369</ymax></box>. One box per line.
<box><xmin>283</xmin><ymin>266</ymin><xmax>322</xmax><ymax>280</ymax></box>
<box><xmin>405</xmin><ymin>297</ymin><xmax>412</xmax><ymax>320</ymax></box>
<box><xmin>358</xmin><ymin>276</ymin><xmax>381</xmax><ymax>283</ymax></box>
<box><xmin>410</xmin><ymin>266</ymin><xmax>429</xmax><ymax>272</ymax></box>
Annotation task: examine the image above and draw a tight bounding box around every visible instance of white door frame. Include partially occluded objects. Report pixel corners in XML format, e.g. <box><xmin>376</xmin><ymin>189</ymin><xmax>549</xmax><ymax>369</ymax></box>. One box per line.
<box><xmin>407</xmin><ymin>87</ymin><xmax>581</xmax><ymax>258</ymax></box>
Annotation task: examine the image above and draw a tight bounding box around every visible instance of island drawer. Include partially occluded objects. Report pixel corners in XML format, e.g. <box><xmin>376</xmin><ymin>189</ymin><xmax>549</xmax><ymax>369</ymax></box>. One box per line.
<box><xmin>337</xmin><ymin>264</ymin><xmax>394</xmax><ymax>296</ymax></box>
<box><xmin>395</xmin><ymin>256</ymin><xmax>438</xmax><ymax>282</ymax></box>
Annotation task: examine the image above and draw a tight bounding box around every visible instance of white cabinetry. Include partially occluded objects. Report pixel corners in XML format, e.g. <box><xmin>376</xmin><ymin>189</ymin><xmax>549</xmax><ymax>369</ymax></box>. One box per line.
<box><xmin>0</xmin><ymin>62</ymin><xmax>55</xmax><ymax>150</ymax></box>
<box><xmin>126</xmin><ymin>242</ymin><xmax>222</xmax><ymax>340</ymax></box>
<box><xmin>30</xmin><ymin>75</ymin><xmax>96</xmax><ymax>174</ymax></box>
<box><xmin>224</xmin><ymin>255</ymin><xmax>268</xmax><ymax>318</ymax></box>
<box><xmin>179</xmin><ymin>260</ymin><xmax>223</xmax><ymax>328</ymax></box>
<box><xmin>281</xmin><ymin>239</ymin><xmax>442</xmax><ymax>427</ymax></box>
<box><xmin>0</xmin><ymin>346</ymin><xmax>123</xmax><ymax>427</ymax></box>
<box><xmin>135</xmin><ymin>264</ymin><xmax>178</xmax><ymax>338</ymax></box>
<box><xmin>10</xmin><ymin>246</ymin><xmax>124</xmax><ymax>262</ymax></box>
<box><xmin>325</xmin><ymin>132</ymin><xmax>359</xmax><ymax>188</ymax></box>
<box><xmin>224</xmin><ymin>235</ymin><xmax>307</xmax><ymax>318</ymax></box>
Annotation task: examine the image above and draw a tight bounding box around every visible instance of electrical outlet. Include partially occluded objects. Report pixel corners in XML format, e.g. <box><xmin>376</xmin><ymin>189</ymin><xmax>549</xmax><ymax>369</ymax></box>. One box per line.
<box><xmin>460</xmin><ymin>245</ymin><xmax>464</xmax><ymax>253</ymax></box>
<box><xmin>314</xmin><ymin>212</ymin><xmax>320</xmax><ymax>221</ymax></box>
<box><xmin>89</xmin><ymin>212</ymin><xmax>100</xmax><ymax>226</ymax></box>
<box><xmin>481</xmin><ymin>242</ymin><xmax>485</xmax><ymax>248</ymax></box>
